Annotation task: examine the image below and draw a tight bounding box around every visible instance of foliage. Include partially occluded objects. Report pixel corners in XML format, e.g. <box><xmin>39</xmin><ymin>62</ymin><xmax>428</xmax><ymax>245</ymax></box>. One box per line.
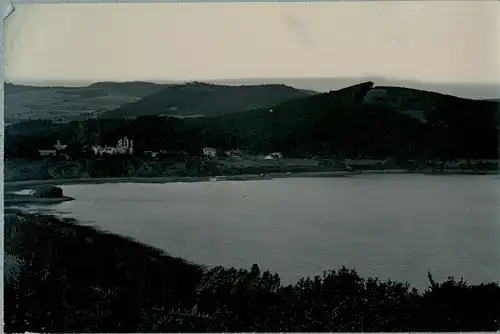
<box><xmin>34</xmin><ymin>185</ymin><xmax>64</xmax><ymax>198</ymax></box>
<box><xmin>4</xmin><ymin>213</ymin><xmax>500</xmax><ymax>333</ymax></box>
<box><xmin>4</xmin><ymin>135</ymin><xmax>42</xmax><ymax>160</ymax></box>
<box><xmin>4</xmin><ymin>213</ymin><xmax>203</xmax><ymax>333</ymax></box>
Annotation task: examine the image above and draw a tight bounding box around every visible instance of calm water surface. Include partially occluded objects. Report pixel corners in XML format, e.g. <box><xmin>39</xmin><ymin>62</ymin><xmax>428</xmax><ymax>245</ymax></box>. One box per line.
<box><xmin>45</xmin><ymin>175</ymin><xmax>499</xmax><ymax>289</ymax></box>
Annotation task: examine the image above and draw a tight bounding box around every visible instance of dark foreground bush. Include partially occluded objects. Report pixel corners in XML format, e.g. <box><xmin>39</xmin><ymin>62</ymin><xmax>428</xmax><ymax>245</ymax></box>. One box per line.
<box><xmin>4</xmin><ymin>213</ymin><xmax>500</xmax><ymax>332</ymax></box>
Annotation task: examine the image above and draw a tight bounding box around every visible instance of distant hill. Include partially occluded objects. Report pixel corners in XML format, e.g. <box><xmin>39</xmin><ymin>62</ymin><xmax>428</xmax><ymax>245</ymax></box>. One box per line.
<box><xmin>98</xmin><ymin>82</ymin><xmax>316</xmax><ymax>119</ymax></box>
<box><xmin>87</xmin><ymin>81</ymin><xmax>167</xmax><ymax>97</ymax></box>
<box><xmin>228</xmin><ymin>77</ymin><xmax>500</xmax><ymax>100</ymax></box>
<box><xmin>4</xmin><ymin>82</ymin><xmax>165</xmax><ymax>123</ymax></box>
<box><xmin>40</xmin><ymin>77</ymin><xmax>499</xmax><ymax>100</ymax></box>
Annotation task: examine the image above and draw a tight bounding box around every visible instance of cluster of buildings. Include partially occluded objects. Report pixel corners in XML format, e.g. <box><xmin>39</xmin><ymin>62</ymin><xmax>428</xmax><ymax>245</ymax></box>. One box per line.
<box><xmin>39</xmin><ymin>140</ymin><xmax>68</xmax><ymax>157</ymax></box>
<box><xmin>92</xmin><ymin>136</ymin><xmax>134</xmax><ymax>156</ymax></box>
<box><xmin>202</xmin><ymin>147</ymin><xmax>245</xmax><ymax>159</ymax></box>
<box><xmin>264</xmin><ymin>152</ymin><xmax>283</xmax><ymax>160</ymax></box>
<box><xmin>202</xmin><ymin>147</ymin><xmax>217</xmax><ymax>158</ymax></box>
<box><xmin>202</xmin><ymin>147</ymin><xmax>284</xmax><ymax>161</ymax></box>
<box><xmin>38</xmin><ymin>137</ymin><xmax>135</xmax><ymax>158</ymax></box>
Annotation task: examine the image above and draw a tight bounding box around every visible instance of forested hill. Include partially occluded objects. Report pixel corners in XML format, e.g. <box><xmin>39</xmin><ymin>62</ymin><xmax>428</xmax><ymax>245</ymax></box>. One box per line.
<box><xmin>98</xmin><ymin>82</ymin><xmax>315</xmax><ymax>119</ymax></box>
<box><xmin>184</xmin><ymin>81</ymin><xmax>499</xmax><ymax>159</ymax></box>
<box><xmin>366</xmin><ymin>85</ymin><xmax>500</xmax><ymax>124</ymax></box>
<box><xmin>87</xmin><ymin>81</ymin><xmax>166</xmax><ymax>96</ymax></box>
<box><xmin>5</xmin><ymin>82</ymin><xmax>499</xmax><ymax>161</ymax></box>
<box><xmin>189</xmin><ymin>81</ymin><xmax>426</xmax><ymax>158</ymax></box>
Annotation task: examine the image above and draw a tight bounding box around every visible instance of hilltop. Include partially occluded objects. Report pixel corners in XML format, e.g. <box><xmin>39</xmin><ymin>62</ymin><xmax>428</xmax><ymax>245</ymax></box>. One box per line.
<box><xmin>367</xmin><ymin>85</ymin><xmax>500</xmax><ymax>124</ymax></box>
<box><xmin>97</xmin><ymin>82</ymin><xmax>315</xmax><ymax>119</ymax></box>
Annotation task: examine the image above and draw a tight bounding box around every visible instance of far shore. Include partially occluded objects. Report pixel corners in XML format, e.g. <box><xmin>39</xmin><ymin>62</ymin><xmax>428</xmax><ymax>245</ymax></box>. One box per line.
<box><xmin>4</xmin><ymin>168</ymin><xmax>498</xmax><ymax>192</ymax></box>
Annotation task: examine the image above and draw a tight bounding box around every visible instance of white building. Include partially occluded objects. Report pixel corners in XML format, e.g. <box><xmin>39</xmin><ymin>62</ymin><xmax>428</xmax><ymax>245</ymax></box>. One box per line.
<box><xmin>116</xmin><ymin>136</ymin><xmax>133</xmax><ymax>154</ymax></box>
<box><xmin>203</xmin><ymin>147</ymin><xmax>217</xmax><ymax>158</ymax></box>
<box><xmin>92</xmin><ymin>136</ymin><xmax>133</xmax><ymax>156</ymax></box>
<box><xmin>264</xmin><ymin>152</ymin><xmax>283</xmax><ymax>160</ymax></box>
<box><xmin>39</xmin><ymin>150</ymin><xmax>57</xmax><ymax>157</ymax></box>
<box><xmin>105</xmin><ymin>146</ymin><xmax>117</xmax><ymax>155</ymax></box>
<box><xmin>225</xmin><ymin>149</ymin><xmax>243</xmax><ymax>159</ymax></box>
<box><xmin>92</xmin><ymin>146</ymin><xmax>102</xmax><ymax>155</ymax></box>
<box><xmin>39</xmin><ymin>140</ymin><xmax>67</xmax><ymax>157</ymax></box>
<box><xmin>116</xmin><ymin>139</ymin><xmax>124</xmax><ymax>154</ymax></box>
<box><xmin>54</xmin><ymin>140</ymin><xmax>67</xmax><ymax>151</ymax></box>
<box><xmin>271</xmin><ymin>152</ymin><xmax>283</xmax><ymax>160</ymax></box>
<box><xmin>92</xmin><ymin>145</ymin><xmax>115</xmax><ymax>156</ymax></box>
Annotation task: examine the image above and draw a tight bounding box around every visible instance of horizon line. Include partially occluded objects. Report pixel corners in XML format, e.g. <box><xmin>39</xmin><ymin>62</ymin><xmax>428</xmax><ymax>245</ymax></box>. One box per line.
<box><xmin>6</xmin><ymin>76</ymin><xmax>500</xmax><ymax>88</ymax></box>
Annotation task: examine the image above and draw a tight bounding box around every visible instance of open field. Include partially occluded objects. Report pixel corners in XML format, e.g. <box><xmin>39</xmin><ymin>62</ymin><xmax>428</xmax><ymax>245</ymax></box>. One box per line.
<box><xmin>4</xmin><ymin>82</ymin><xmax>163</xmax><ymax>122</ymax></box>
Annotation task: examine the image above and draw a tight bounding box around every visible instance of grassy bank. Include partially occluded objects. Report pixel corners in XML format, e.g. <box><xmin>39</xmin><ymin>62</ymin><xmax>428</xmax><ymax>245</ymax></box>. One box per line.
<box><xmin>4</xmin><ymin>213</ymin><xmax>500</xmax><ymax>333</ymax></box>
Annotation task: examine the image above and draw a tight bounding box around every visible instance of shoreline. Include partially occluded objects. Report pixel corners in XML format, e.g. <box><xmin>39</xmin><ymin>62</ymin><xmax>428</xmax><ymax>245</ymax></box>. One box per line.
<box><xmin>4</xmin><ymin>196</ymin><xmax>75</xmax><ymax>206</ymax></box>
<box><xmin>4</xmin><ymin>168</ymin><xmax>498</xmax><ymax>191</ymax></box>
<box><xmin>4</xmin><ymin>169</ymin><xmax>497</xmax><ymax>207</ymax></box>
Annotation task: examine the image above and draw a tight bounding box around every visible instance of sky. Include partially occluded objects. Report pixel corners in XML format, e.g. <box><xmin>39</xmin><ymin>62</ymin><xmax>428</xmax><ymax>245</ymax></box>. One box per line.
<box><xmin>4</xmin><ymin>2</ymin><xmax>500</xmax><ymax>94</ymax></box>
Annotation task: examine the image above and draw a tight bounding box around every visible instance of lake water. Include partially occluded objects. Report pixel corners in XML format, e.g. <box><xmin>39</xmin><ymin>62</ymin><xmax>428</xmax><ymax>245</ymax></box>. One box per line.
<box><xmin>41</xmin><ymin>174</ymin><xmax>500</xmax><ymax>289</ymax></box>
